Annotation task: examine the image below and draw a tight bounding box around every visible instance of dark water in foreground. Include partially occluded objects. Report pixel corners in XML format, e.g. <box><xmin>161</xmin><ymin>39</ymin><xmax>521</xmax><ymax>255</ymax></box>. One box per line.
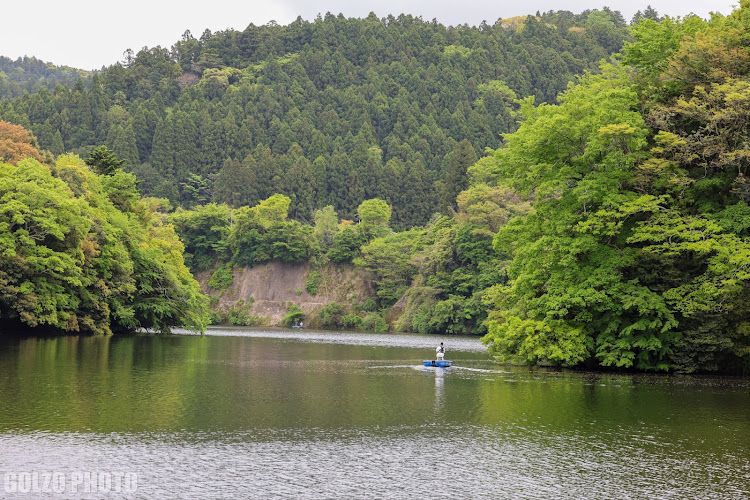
<box><xmin>0</xmin><ymin>327</ymin><xmax>748</xmax><ymax>498</ymax></box>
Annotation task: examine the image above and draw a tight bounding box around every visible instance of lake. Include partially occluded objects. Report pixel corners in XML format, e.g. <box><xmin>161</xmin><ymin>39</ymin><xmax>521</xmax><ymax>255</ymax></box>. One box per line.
<box><xmin>0</xmin><ymin>327</ymin><xmax>748</xmax><ymax>498</ymax></box>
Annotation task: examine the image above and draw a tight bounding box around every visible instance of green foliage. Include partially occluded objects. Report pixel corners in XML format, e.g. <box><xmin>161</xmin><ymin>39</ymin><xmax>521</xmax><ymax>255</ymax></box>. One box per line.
<box><xmin>208</xmin><ymin>263</ymin><xmax>234</xmax><ymax>290</ymax></box>
<box><xmin>392</xmin><ymin>285</ymin><xmax>437</xmax><ymax>333</ymax></box>
<box><xmin>0</xmin><ymin>56</ymin><xmax>89</xmax><ymax>99</ymax></box>
<box><xmin>373</xmin><ymin>202</ymin><xmax>510</xmax><ymax>335</ymax></box>
<box><xmin>341</xmin><ymin>313</ymin><xmax>363</xmax><ymax>329</ymax></box>
<box><xmin>227</xmin><ymin>299</ymin><xmax>259</xmax><ymax>326</ymax></box>
<box><xmin>254</xmin><ymin>194</ymin><xmax>292</xmax><ymax>228</ymax></box>
<box><xmin>479</xmin><ymin>7</ymin><xmax>750</xmax><ymax>372</ymax></box>
<box><xmin>327</xmin><ymin>227</ymin><xmax>363</xmax><ymax>263</ymax></box>
<box><xmin>206</xmin><ymin>307</ymin><xmax>223</xmax><ymax>325</ymax></box>
<box><xmin>362</xmin><ymin>313</ymin><xmax>389</xmax><ymax>333</ymax></box>
<box><xmin>0</xmin><ymin>158</ymin><xmax>98</xmax><ymax>331</ymax></box>
<box><xmin>410</xmin><ymin>293</ymin><xmax>487</xmax><ymax>335</ymax></box>
<box><xmin>169</xmin><ymin>203</ymin><xmax>231</xmax><ymax>271</ymax></box>
<box><xmin>264</xmin><ymin>221</ymin><xmax>312</xmax><ymax>262</ymax></box>
<box><xmin>282</xmin><ymin>304</ymin><xmax>305</xmax><ymax>327</ymax></box>
<box><xmin>85</xmin><ymin>145</ymin><xmax>124</xmax><ymax>176</ymax></box>
<box><xmin>318</xmin><ymin>302</ymin><xmax>344</xmax><ymax>328</ymax></box>
<box><xmin>356</xmin><ymin>229</ymin><xmax>423</xmax><ymax>307</ymax></box>
<box><xmin>360</xmin><ymin>298</ymin><xmax>378</xmax><ymax>312</ymax></box>
<box><xmin>229</xmin><ymin>195</ymin><xmax>312</xmax><ymax>267</ymax></box>
<box><xmin>313</xmin><ymin>206</ymin><xmax>339</xmax><ymax>252</ymax></box>
<box><xmin>622</xmin><ymin>15</ymin><xmax>706</xmax><ymax>93</ymax></box>
<box><xmin>100</xmin><ymin>169</ymin><xmax>140</xmax><ymax>213</ymax></box>
<box><xmin>9</xmin><ymin>9</ymin><xmax>750</xmax><ymax>373</ymax></box>
<box><xmin>0</xmin><ymin>152</ymin><xmax>208</xmax><ymax>335</ymax></box>
<box><xmin>305</xmin><ymin>270</ymin><xmax>321</xmax><ymax>295</ymax></box>
<box><xmin>120</xmin><ymin>200</ymin><xmax>209</xmax><ymax>334</ymax></box>
<box><xmin>443</xmin><ymin>45</ymin><xmax>472</xmax><ymax>58</ymax></box>
<box><xmin>180</xmin><ymin>173</ymin><xmax>212</xmax><ymax>207</ymax></box>
<box><xmin>357</xmin><ymin>198</ymin><xmax>391</xmax><ymax>239</ymax></box>
<box><xmin>440</xmin><ymin>140</ymin><xmax>478</xmax><ymax>214</ymax></box>
<box><xmin>481</xmin><ymin>65</ymin><xmax>675</xmax><ymax>369</ymax></box>
<box><xmin>455</xmin><ymin>184</ymin><xmax>532</xmax><ymax>237</ymax></box>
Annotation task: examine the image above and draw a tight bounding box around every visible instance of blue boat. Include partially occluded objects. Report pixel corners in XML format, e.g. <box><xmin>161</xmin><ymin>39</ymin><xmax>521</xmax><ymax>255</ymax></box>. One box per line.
<box><xmin>423</xmin><ymin>360</ymin><xmax>452</xmax><ymax>367</ymax></box>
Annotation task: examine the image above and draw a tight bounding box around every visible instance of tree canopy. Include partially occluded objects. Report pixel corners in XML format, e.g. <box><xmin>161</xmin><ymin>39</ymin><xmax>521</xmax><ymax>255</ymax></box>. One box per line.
<box><xmin>0</xmin><ymin>148</ymin><xmax>208</xmax><ymax>334</ymax></box>
<box><xmin>480</xmin><ymin>6</ymin><xmax>750</xmax><ymax>373</ymax></box>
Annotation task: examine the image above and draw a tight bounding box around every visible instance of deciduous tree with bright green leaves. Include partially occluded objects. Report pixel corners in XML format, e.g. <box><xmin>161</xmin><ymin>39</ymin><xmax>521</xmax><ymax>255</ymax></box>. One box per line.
<box><xmin>228</xmin><ymin>194</ymin><xmax>313</xmax><ymax>267</ymax></box>
<box><xmin>482</xmin><ymin>5</ymin><xmax>750</xmax><ymax>372</ymax></box>
<box><xmin>168</xmin><ymin>203</ymin><xmax>232</xmax><ymax>270</ymax></box>
<box><xmin>0</xmin><ymin>149</ymin><xmax>208</xmax><ymax>335</ymax></box>
<box><xmin>356</xmin><ymin>198</ymin><xmax>391</xmax><ymax>239</ymax></box>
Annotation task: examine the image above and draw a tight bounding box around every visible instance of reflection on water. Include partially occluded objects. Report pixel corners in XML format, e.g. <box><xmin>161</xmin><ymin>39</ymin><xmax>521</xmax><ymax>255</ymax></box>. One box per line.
<box><xmin>431</xmin><ymin>366</ymin><xmax>446</xmax><ymax>414</ymax></box>
<box><xmin>4</xmin><ymin>424</ymin><xmax>748</xmax><ymax>500</ymax></box>
<box><xmin>0</xmin><ymin>328</ymin><xmax>748</xmax><ymax>498</ymax></box>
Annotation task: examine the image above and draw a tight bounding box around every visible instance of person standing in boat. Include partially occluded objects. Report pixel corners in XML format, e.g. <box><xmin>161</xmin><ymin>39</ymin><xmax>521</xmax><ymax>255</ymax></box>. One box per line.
<box><xmin>436</xmin><ymin>342</ymin><xmax>445</xmax><ymax>360</ymax></box>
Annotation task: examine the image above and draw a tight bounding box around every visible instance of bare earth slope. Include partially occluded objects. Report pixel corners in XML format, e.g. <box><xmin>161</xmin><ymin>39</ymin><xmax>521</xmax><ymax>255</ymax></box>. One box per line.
<box><xmin>196</xmin><ymin>262</ymin><xmax>376</xmax><ymax>325</ymax></box>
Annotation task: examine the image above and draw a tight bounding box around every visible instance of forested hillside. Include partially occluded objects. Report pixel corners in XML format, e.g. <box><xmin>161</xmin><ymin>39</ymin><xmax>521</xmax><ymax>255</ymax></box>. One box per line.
<box><xmin>0</xmin><ymin>56</ymin><xmax>89</xmax><ymax>100</ymax></box>
<box><xmin>480</xmin><ymin>6</ymin><xmax>750</xmax><ymax>373</ymax></box>
<box><xmin>0</xmin><ymin>10</ymin><xmax>628</xmax><ymax>227</ymax></box>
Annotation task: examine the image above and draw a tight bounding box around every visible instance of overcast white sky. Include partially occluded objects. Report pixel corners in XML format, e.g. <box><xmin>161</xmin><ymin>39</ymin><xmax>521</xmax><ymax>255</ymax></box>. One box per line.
<box><xmin>1</xmin><ymin>0</ymin><xmax>738</xmax><ymax>69</ymax></box>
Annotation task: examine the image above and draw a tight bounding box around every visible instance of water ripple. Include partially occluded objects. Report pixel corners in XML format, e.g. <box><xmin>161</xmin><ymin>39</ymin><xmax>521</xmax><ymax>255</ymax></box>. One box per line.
<box><xmin>0</xmin><ymin>426</ymin><xmax>748</xmax><ymax>499</ymax></box>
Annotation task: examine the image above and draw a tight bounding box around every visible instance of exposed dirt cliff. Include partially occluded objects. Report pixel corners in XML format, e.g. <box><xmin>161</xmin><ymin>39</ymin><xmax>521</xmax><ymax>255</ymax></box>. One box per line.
<box><xmin>196</xmin><ymin>261</ymin><xmax>376</xmax><ymax>326</ymax></box>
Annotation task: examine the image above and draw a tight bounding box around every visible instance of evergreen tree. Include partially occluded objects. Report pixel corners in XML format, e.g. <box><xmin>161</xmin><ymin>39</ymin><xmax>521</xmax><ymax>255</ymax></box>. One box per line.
<box><xmin>198</xmin><ymin>110</ymin><xmax>222</xmax><ymax>174</ymax></box>
<box><xmin>284</xmin><ymin>156</ymin><xmax>316</xmax><ymax>222</ymax></box>
<box><xmin>254</xmin><ymin>144</ymin><xmax>279</xmax><ymax>200</ymax></box>
<box><xmin>345</xmin><ymin>170</ymin><xmax>364</xmax><ymax>217</ymax></box>
<box><xmin>327</xmin><ymin>149</ymin><xmax>352</xmax><ymax>211</ymax></box>
<box><xmin>214</xmin><ymin>155</ymin><xmax>259</xmax><ymax>208</ymax></box>
<box><xmin>110</xmin><ymin>123</ymin><xmax>139</xmax><ymax>169</ymax></box>
<box><xmin>313</xmin><ymin>205</ymin><xmax>339</xmax><ymax>251</ymax></box>
<box><xmin>132</xmin><ymin>105</ymin><xmax>156</xmax><ymax>162</ymax></box>
<box><xmin>85</xmin><ymin>145</ymin><xmax>124</xmax><ymax>176</ymax></box>
<box><xmin>440</xmin><ymin>139</ymin><xmax>477</xmax><ymax>214</ymax></box>
<box><xmin>69</xmin><ymin>80</ymin><xmax>94</xmax><ymax>146</ymax></box>
<box><xmin>398</xmin><ymin>159</ymin><xmax>433</xmax><ymax>227</ymax></box>
<box><xmin>150</xmin><ymin>114</ymin><xmax>176</xmax><ymax>179</ymax></box>
<box><xmin>173</xmin><ymin>110</ymin><xmax>199</xmax><ymax>179</ymax></box>
<box><xmin>359</xmin><ymin>146</ymin><xmax>384</xmax><ymax>200</ymax></box>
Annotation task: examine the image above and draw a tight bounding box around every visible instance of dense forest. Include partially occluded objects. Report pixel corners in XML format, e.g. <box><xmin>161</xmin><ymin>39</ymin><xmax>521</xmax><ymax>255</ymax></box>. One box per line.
<box><xmin>480</xmin><ymin>6</ymin><xmax>750</xmax><ymax>373</ymax></box>
<box><xmin>0</xmin><ymin>9</ymin><xmax>629</xmax><ymax>227</ymax></box>
<box><xmin>0</xmin><ymin>123</ymin><xmax>207</xmax><ymax>334</ymax></box>
<box><xmin>0</xmin><ymin>56</ymin><xmax>89</xmax><ymax>100</ymax></box>
<box><xmin>2</xmin><ymin>5</ymin><xmax>749</xmax><ymax>374</ymax></box>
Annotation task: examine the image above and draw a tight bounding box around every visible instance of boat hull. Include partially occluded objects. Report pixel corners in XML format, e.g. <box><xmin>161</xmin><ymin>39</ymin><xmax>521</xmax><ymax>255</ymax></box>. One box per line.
<box><xmin>423</xmin><ymin>360</ymin><xmax>452</xmax><ymax>367</ymax></box>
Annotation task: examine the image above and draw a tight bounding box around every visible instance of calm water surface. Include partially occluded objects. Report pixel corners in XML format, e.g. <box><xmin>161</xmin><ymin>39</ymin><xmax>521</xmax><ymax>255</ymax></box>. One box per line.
<box><xmin>0</xmin><ymin>327</ymin><xmax>748</xmax><ymax>498</ymax></box>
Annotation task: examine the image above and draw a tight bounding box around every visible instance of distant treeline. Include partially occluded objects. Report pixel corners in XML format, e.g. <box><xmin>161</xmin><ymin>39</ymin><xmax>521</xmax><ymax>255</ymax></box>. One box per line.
<box><xmin>0</xmin><ymin>56</ymin><xmax>89</xmax><ymax>99</ymax></box>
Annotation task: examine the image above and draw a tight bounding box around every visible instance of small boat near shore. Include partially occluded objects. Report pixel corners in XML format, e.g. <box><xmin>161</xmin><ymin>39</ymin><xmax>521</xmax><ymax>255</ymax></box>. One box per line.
<box><xmin>423</xmin><ymin>360</ymin><xmax>452</xmax><ymax>367</ymax></box>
